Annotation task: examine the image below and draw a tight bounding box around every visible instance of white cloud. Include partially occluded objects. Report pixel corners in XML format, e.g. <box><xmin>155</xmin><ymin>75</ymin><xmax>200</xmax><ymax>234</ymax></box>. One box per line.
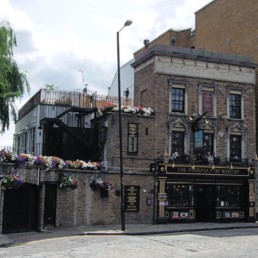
<box><xmin>0</xmin><ymin>0</ymin><xmax>212</xmax><ymax>147</ymax></box>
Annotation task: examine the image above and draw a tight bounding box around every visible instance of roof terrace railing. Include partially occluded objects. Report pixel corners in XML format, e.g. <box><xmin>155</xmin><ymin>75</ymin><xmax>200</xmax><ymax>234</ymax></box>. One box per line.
<box><xmin>18</xmin><ymin>89</ymin><xmax>134</xmax><ymax>120</ymax></box>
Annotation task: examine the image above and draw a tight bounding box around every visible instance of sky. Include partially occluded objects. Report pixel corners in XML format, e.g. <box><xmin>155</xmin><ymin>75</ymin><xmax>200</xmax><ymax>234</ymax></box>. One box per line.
<box><xmin>0</xmin><ymin>0</ymin><xmax>213</xmax><ymax>148</ymax></box>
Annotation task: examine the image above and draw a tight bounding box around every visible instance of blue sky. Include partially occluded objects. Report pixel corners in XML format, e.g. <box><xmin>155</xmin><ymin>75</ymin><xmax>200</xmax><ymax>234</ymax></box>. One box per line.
<box><xmin>0</xmin><ymin>0</ymin><xmax>212</xmax><ymax>147</ymax></box>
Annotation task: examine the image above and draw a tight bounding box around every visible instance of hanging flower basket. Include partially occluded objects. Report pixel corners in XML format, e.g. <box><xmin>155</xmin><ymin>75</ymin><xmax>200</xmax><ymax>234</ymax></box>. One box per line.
<box><xmin>1</xmin><ymin>173</ymin><xmax>24</xmax><ymax>191</ymax></box>
<box><xmin>90</xmin><ymin>178</ymin><xmax>112</xmax><ymax>198</ymax></box>
<box><xmin>168</xmin><ymin>153</ymin><xmax>191</xmax><ymax>164</ymax></box>
<box><xmin>196</xmin><ymin>152</ymin><xmax>215</xmax><ymax>165</ymax></box>
<box><xmin>59</xmin><ymin>175</ymin><xmax>78</xmax><ymax>189</ymax></box>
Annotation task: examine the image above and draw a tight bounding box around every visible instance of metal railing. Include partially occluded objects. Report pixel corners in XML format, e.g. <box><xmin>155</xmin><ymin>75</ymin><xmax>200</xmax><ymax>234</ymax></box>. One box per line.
<box><xmin>18</xmin><ymin>89</ymin><xmax>134</xmax><ymax>120</ymax></box>
<box><xmin>0</xmin><ymin>146</ymin><xmax>13</xmax><ymax>152</ymax></box>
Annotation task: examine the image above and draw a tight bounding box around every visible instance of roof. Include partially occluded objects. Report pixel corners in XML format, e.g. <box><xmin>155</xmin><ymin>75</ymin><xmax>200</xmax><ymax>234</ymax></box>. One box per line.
<box><xmin>131</xmin><ymin>45</ymin><xmax>256</xmax><ymax>68</ymax></box>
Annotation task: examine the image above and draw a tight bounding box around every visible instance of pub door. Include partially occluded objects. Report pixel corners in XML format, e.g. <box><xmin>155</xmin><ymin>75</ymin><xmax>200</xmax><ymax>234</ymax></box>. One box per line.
<box><xmin>2</xmin><ymin>183</ymin><xmax>39</xmax><ymax>234</ymax></box>
<box><xmin>195</xmin><ymin>185</ymin><xmax>216</xmax><ymax>222</ymax></box>
<box><xmin>44</xmin><ymin>184</ymin><xmax>57</xmax><ymax>226</ymax></box>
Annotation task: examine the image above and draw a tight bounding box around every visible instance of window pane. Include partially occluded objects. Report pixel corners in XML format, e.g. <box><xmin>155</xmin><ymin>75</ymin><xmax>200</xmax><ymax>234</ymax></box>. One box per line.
<box><xmin>31</xmin><ymin>127</ymin><xmax>35</xmax><ymax>154</ymax></box>
<box><xmin>203</xmin><ymin>133</ymin><xmax>214</xmax><ymax>154</ymax></box>
<box><xmin>171</xmin><ymin>131</ymin><xmax>184</xmax><ymax>154</ymax></box>
<box><xmin>230</xmin><ymin>135</ymin><xmax>242</xmax><ymax>160</ymax></box>
<box><xmin>171</xmin><ymin>88</ymin><xmax>185</xmax><ymax>113</ymax></box>
<box><xmin>229</xmin><ymin>94</ymin><xmax>241</xmax><ymax>118</ymax></box>
<box><xmin>202</xmin><ymin>91</ymin><xmax>214</xmax><ymax>115</ymax></box>
<box><xmin>167</xmin><ymin>185</ymin><xmax>194</xmax><ymax>207</ymax></box>
<box><xmin>216</xmin><ymin>185</ymin><xmax>242</xmax><ymax>207</ymax></box>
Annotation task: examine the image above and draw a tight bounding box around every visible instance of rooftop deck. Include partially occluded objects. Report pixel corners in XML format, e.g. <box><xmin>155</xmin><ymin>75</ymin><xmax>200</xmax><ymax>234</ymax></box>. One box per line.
<box><xmin>18</xmin><ymin>89</ymin><xmax>133</xmax><ymax>120</ymax></box>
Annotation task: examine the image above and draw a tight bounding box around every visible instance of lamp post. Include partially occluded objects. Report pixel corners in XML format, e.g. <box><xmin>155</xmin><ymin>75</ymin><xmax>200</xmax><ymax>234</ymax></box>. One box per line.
<box><xmin>117</xmin><ymin>19</ymin><xmax>132</xmax><ymax>231</ymax></box>
<box><xmin>78</xmin><ymin>69</ymin><xmax>88</xmax><ymax>92</ymax></box>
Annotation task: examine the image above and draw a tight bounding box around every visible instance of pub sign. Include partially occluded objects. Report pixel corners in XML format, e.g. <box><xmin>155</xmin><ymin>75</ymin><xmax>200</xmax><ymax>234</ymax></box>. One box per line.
<box><xmin>124</xmin><ymin>185</ymin><xmax>140</xmax><ymax>212</ymax></box>
<box><xmin>128</xmin><ymin>123</ymin><xmax>138</xmax><ymax>154</ymax></box>
<box><xmin>194</xmin><ymin>129</ymin><xmax>204</xmax><ymax>154</ymax></box>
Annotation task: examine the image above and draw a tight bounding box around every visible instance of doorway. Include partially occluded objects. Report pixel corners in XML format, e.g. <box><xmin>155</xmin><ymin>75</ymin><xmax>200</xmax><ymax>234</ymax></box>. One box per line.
<box><xmin>2</xmin><ymin>183</ymin><xmax>39</xmax><ymax>234</ymax></box>
<box><xmin>44</xmin><ymin>184</ymin><xmax>57</xmax><ymax>226</ymax></box>
<box><xmin>195</xmin><ymin>185</ymin><xmax>216</xmax><ymax>222</ymax></box>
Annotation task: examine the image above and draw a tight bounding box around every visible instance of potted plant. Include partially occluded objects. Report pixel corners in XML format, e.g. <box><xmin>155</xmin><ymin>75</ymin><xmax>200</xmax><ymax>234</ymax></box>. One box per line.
<box><xmin>90</xmin><ymin>178</ymin><xmax>112</xmax><ymax>198</ymax></box>
<box><xmin>59</xmin><ymin>175</ymin><xmax>78</xmax><ymax>189</ymax></box>
<box><xmin>1</xmin><ymin>173</ymin><xmax>24</xmax><ymax>191</ymax></box>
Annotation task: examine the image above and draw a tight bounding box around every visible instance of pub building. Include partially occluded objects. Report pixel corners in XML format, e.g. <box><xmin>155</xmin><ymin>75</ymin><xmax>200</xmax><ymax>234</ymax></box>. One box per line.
<box><xmin>132</xmin><ymin>45</ymin><xmax>257</xmax><ymax>223</ymax></box>
<box><xmin>155</xmin><ymin>114</ymin><xmax>256</xmax><ymax>223</ymax></box>
<box><xmin>155</xmin><ymin>115</ymin><xmax>256</xmax><ymax>223</ymax></box>
<box><xmin>157</xmin><ymin>162</ymin><xmax>255</xmax><ymax>223</ymax></box>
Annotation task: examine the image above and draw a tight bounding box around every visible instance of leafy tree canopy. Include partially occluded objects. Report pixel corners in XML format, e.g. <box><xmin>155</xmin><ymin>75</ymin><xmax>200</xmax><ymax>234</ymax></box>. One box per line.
<box><xmin>0</xmin><ymin>21</ymin><xmax>30</xmax><ymax>132</ymax></box>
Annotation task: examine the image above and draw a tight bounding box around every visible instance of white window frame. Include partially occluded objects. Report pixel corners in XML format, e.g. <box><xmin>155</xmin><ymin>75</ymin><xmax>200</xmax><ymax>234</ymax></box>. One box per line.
<box><xmin>228</xmin><ymin>90</ymin><xmax>243</xmax><ymax>119</ymax></box>
<box><xmin>169</xmin><ymin>84</ymin><xmax>187</xmax><ymax>114</ymax></box>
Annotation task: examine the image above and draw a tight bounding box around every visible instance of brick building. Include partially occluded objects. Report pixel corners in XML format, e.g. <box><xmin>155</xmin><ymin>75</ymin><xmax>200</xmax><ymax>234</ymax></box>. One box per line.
<box><xmin>131</xmin><ymin>45</ymin><xmax>256</xmax><ymax>223</ymax></box>
<box><xmin>133</xmin><ymin>0</ymin><xmax>258</xmax><ymax>220</ymax></box>
<box><xmin>136</xmin><ymin>0</ymin><xmax>258</xmax><ymax>66</ymax></box>
<box><xmin>194</xmin><ymin>0</ymin><xmax>258</xmax><ymax>152</ymax></box>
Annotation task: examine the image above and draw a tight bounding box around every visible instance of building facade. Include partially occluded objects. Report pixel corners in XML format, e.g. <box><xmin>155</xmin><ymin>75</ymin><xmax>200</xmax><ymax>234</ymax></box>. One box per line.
<box><xmin>131</xmin><ymin>45</ymin><xmax>256</xmax><ymax>222</ymax></box>
<box><xmin>7</xmin><ymin>0</ymin><xmax>257</xmax><ymax>230</ymax></box>
<box><xmin>132</xmin><ymin>0</ymin><xmax>258</xmax><ymax>219</ymax></box>
<box><xmin>3</xmin><ymin>44</ymin><xmax>256</xmax><ymax>234</ymax></box>
<box><xmin>13</xmin><ymin>89</ymin><xmax>97</xmax><ymax>158</ymax></box>
<box><xmin>13</xmin><ymin>88</ymin><xmax>133</xmax><ymax>161</ymax></box>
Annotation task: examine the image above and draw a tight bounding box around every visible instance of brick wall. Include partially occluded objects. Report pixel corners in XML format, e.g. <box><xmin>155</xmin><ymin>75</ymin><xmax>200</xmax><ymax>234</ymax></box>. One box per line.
<box><xmin>0</xmin><ymin>164</ymin><xmax>155</xmax><ymax>231</ymax></box>
<box><xmin>98</xmin><ymin>113</ymin><xmax>156</xmax><ymax>172</ymax></box>
<box><xmin>134</xmin><ymin>29</ymin><xmax>193</xmax><ymax>59</ymax></box>
<box><xmin>194</xmin><ymin>0</ymin><xmax>258</xmax><ymax>63</ymax></box>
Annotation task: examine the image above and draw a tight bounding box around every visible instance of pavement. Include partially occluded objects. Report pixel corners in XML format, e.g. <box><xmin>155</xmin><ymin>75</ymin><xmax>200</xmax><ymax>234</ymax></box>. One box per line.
<box><xmin>1</xmin><ymin>222</ymin><xmax>258</xmax><ymax>247</ymax></box>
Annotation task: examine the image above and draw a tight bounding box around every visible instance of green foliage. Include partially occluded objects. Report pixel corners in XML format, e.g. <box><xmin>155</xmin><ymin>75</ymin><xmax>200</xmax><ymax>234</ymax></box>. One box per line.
<box><xmin>0</xmin><ymin>21</ymin><xmax>30</xmax><ymax>131</ymax></box>
<box><xmin>45</xmin><ymin>83</ymin><xmax>58</xmax><ymax>90</ymax></box>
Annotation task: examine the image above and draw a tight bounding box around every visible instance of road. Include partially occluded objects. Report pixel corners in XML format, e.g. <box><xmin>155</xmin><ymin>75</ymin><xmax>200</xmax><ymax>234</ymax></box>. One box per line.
<box><xmin>1</xmin><ymin>228</ymin><xmax>258</xmax><ymax>257</ymax></box>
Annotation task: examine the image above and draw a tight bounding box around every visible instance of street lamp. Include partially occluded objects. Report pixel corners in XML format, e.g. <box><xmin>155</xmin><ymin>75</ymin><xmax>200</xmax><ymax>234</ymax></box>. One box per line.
<box><xmin>117</xmin><ymin>19</ymin><xmax>132</xmax><ymax>231</ymax></box>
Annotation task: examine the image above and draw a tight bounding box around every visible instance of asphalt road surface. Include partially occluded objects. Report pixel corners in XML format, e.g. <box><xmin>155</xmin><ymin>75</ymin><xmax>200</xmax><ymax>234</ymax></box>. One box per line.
<box><xmin>1</xmin><ymin>228</ymin><xmax>258</xmax><ymax>257</ymax></box>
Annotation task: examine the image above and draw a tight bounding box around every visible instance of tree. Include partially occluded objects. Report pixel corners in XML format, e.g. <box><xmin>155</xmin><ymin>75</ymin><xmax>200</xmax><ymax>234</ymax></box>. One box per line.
<box><xmin>44</xmin><ymin>83</ymin><xmax>58</xmax><ymax>90</ymax></box>
<box><xmin>0</xmin><ymin>21</ymin><xmax>30</xmax><ymax>132</ymax></box>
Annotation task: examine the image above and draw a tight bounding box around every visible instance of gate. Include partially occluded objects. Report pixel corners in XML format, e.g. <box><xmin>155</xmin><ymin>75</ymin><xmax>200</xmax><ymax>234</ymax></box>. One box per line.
<box><xmin>2</xmin><ymin>183</ymin><xmax>39</xmax><ymax>234</ymax></box>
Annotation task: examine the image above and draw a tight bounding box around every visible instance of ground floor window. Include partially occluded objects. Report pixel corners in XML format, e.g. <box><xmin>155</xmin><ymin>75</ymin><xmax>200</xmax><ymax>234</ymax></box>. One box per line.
<box><xmin>161</xmin><ymin>181</ymin><xmax>248</xmax><ymax>222</ymax></box>
<box><xmin>216</xmin><ymin>185</ymin><xmax>242</xmax><ymax>207</ymax></box>
<box><xmin>167</xmin><ymin>184</ymin><xmax>194</xmax><ymax>207</ymax></box>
